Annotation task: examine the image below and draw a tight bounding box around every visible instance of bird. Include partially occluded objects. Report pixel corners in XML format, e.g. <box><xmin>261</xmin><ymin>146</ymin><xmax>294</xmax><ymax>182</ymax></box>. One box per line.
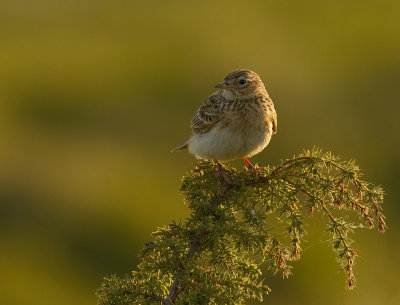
<box><xmin>172</xmin><ymin>69</ymin><xmax>277</xmax><ymax>169</ymax></box>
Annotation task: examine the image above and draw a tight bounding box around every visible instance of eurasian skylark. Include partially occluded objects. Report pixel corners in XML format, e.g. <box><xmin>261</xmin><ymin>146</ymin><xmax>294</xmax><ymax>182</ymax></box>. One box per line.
<box><xmin>172</xmin><ymin>69</ymin><xmax>277</xmax><ymax>168</ymax></box>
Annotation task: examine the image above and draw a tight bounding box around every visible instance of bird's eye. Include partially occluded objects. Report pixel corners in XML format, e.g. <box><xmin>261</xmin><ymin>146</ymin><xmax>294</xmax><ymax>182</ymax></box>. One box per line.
<box><xmin>238</xmin><ymin>79</ymin><xmax>246</xmax><ymax>85</ymax></box>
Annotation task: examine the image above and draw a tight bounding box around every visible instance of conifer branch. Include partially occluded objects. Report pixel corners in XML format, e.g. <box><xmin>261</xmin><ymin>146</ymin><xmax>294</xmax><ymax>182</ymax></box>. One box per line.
<box><xmin>97</xmin><ymin>148</ymin><xmax>386</xmax><ymax>305</ymax></box>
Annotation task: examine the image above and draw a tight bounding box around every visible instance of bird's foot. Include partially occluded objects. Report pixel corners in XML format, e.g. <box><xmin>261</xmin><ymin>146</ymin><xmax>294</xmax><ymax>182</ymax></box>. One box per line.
<box><xmin>243</xmin><ymin>158</ymin><xmax>265</xmax><ymax>171</ymax></box>
<box><xmin>243</xmin><ymin>158</ymin><xmax>266</xmax><ymax>181</ymax></box>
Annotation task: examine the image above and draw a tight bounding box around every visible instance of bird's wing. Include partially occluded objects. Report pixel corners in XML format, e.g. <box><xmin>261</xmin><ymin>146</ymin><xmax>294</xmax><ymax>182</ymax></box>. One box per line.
<box><xmin>265</xmin><ymin>97</ymin><xmax>277</xmax><ymax>134</ymax></box>
<box><xmin>191</xmin><ymin>94</ymin><xmax>226</xmax><ymax>134</ymax></box>
<box><xmin>271</xmin><ymin>105</ymin><xmax>277</xmax><ymax>133</ymax></box>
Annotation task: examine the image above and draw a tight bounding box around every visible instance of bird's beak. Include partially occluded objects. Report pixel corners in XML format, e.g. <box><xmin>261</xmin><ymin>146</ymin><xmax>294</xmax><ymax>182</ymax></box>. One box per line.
<box><xmin>215</xmin><ymin>82</ymin><xmax>228</xmax><ymax>89</ymax></box>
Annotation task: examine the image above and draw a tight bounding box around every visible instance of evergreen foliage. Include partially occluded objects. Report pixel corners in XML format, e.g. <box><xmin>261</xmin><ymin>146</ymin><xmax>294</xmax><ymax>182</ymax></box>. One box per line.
<box><xmin>97</xmin><ymin>148</ymin><xmax>386</xmax><ymax>305</ymax></box>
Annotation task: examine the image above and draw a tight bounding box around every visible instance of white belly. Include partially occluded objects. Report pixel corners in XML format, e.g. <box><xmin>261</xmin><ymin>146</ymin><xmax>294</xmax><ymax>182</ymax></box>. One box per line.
<box><xmin>188</xmin><ymin>121</ymin><xmax>272</xmax><ymax>161</ymax></box>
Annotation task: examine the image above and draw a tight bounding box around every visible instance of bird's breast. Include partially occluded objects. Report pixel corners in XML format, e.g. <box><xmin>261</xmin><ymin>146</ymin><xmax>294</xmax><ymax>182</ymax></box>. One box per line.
<box><xmin>225</xmin><ymin>100</ymin><xmax>267</xmax><ymax>131</ymax></box>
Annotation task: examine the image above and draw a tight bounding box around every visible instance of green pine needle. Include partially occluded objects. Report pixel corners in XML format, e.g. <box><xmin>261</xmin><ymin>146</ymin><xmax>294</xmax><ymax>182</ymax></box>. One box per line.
<box><xmin>97</xmin><ymin>148</ymin><xmax>386</xmax><ymax>305</ymax></box>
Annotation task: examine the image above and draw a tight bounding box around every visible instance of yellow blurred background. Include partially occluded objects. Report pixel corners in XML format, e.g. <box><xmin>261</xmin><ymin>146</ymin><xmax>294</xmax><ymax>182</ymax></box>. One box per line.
<box><xmin>0</xmin><ymin>1</ymin><xmax>399</xmax><ymax>304</ymax></box>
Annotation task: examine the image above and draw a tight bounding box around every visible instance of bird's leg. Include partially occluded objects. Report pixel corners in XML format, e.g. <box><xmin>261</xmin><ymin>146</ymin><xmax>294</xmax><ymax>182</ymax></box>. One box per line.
<box><xmin>243</xmin><ymin>158</ymin><xmax>265</xmax><ymax>172</ymax></box>
<box><xmin>243</xmin><ymin>158</ymin><xmax>262</xmax><ymax>181</ymax></box>
<box><xmin>214</xmin><ymin>160</ymin><xmax>231</xmax><ymax>185</ymax></box>
<box><xmin>243</xmin><ymin>158</ymin><xmax>254</xmax><ymax>170</ymax></box>
<box><xmin>243</xmin><ymin>158</ymin><xmax>257</xmax><ymax>180</ymax></box>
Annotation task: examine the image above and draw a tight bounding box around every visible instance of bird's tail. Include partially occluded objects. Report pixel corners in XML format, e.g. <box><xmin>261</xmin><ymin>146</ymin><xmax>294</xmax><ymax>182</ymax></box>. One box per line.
<box><xmin>171</xmin><ymin>140</ymin><xmax>189</xmax><ymax>153</ymax></box>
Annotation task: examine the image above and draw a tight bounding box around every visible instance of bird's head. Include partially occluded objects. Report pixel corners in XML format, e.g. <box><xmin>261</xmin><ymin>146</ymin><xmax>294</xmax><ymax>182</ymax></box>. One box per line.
<box><xmin>214</xmin><ymin>69</ymin><xmax>267</xmax><ymax>97</ymax></box>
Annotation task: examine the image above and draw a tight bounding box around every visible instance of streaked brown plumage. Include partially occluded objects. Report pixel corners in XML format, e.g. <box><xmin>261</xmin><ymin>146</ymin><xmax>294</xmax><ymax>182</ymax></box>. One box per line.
<box><xmin>172</xmin><ymin>69</ymin><xmax>277</xmax><ymax>163</ymax></box>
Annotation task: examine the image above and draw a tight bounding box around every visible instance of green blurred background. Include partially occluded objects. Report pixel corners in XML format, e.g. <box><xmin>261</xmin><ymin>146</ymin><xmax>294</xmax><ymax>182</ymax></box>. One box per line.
<box><xmin>0</xmin><ymin>1</ymin><xmax>399</xmax><ymax>304</ymax></box>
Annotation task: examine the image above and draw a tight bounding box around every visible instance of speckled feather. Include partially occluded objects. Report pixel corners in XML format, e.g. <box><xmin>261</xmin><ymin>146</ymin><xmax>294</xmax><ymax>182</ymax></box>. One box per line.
<box><xmin>172</xmin><ymin>69</ymin><xmax>277</xmax><ymax>161</ymax></box>
<box><xmin>191</xmin><ymin>94</ymin><xmax>225</xmax><ymax>134</ymax></box>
